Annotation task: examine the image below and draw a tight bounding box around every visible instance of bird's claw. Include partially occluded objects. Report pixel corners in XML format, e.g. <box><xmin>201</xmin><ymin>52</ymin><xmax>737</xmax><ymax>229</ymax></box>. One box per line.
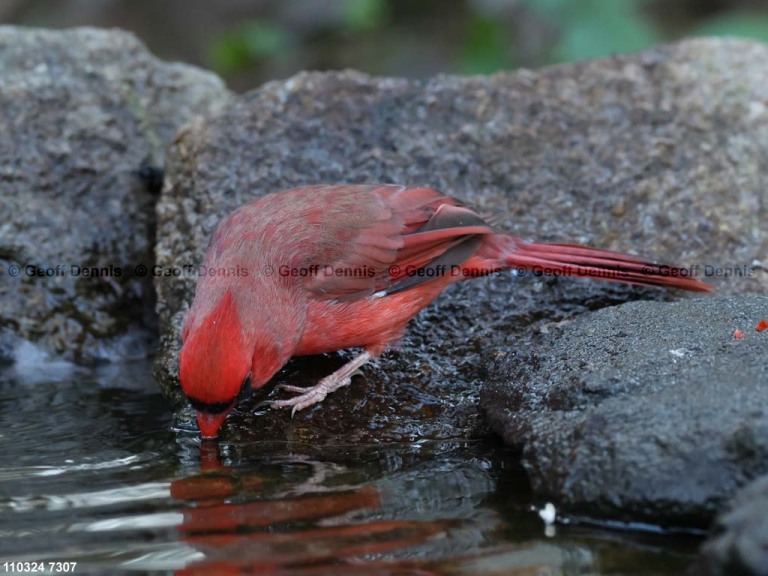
<box><xmin>274</xmin><ymin>383</ymin><xmax>311</xmax><ymax>394</ymax></box>
<box><xmin>262</xmin><ymin>376</ymin><xmax>353</xmax><ymax>417</ymax></box>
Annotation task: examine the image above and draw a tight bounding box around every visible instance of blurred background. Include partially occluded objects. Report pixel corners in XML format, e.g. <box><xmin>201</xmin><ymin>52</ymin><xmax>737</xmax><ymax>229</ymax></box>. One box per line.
<box><xmin>2</xmin><ymin>0</ymin><xmax>768</xmax><ymax>92</ymax></box>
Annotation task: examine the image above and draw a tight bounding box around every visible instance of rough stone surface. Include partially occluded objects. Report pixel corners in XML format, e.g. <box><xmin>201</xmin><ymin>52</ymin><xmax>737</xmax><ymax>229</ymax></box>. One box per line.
<box><xmin>155</xmin><ymin>38</ymin><xmax>766</xmax><ymax>446</ymax></box>
<box><xmin>0</xmin><ymin>27</ymin><xmax>232</xmax><ymax>362</ymax></box>
<box><xmin>481</xmin><ymin>295</ymin><xmax>768</xmax><ymax>526</ymax></box>
<box><xmin>693</xmin><ymin>473</ymin><xmax>768</xmax><ymax>575</ymax></box>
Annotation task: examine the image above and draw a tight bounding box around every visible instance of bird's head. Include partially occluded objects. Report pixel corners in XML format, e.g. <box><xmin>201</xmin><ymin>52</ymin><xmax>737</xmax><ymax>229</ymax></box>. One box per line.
<box><xmin>179</xmin><ymin>290</ymin><xmax>252</xmax><ymax>439</ymax></box>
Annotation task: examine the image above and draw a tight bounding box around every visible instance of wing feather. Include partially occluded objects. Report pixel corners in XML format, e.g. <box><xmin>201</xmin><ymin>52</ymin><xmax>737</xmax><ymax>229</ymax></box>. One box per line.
<box><xmin>302</xmin><ymin>185</ymin><xmax>493</xmax><ymax>301</ymax></box>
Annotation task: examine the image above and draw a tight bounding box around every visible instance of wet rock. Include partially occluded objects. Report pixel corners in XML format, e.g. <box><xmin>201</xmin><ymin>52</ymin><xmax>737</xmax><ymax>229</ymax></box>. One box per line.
<box><xmin>481</xmin><ymin>295</ymin><xmax>768</xmax><ymax>526</ymax></box>
<box><xmin>0</xmin><ymin>27</ymin><xmax>231</xmax><ymax>362</ymax></box>
<box><xmin>693</xmin><ymin>473</ymin><xmax>768</xmax><ymax>576</ymax></box>
<box><xmin>155</xmin><ymin>38</ymin><xmax>767</xmax><ymax>444</ymax></box>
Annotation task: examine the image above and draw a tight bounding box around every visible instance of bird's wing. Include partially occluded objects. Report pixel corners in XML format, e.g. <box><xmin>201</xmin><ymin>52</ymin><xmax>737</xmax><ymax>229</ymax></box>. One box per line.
<box><xmin>302</xmin><ymin>184</ymin><xmax>494</xmax><ymax>301</ymax></box>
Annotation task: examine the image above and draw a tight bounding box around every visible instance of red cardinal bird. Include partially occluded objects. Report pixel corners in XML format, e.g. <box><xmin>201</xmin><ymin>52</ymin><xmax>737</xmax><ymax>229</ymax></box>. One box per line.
<box><xmin>179</xmin><ymin>184</ymin><xmax>711</xmax><ymax>438</ymax></box>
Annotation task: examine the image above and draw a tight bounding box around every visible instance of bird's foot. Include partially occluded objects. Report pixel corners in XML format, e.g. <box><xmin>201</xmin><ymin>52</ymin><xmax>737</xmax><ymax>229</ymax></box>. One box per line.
<box><xmin>263</xmin><ymin>375</ymin><xmax>353</xmax><ymax>417</ymax></box>
<box><xmin>261</xmin><ymin>350</ymin><xmax>373</xmax><ymax>417</ymax></box>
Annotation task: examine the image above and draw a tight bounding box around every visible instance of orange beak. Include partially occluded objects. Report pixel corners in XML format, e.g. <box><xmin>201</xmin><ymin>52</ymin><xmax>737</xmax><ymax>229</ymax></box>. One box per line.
<box><xmin>196</xmin><ymin>410</ymin><xmax>231</xmax><ymax>439</ymax></box>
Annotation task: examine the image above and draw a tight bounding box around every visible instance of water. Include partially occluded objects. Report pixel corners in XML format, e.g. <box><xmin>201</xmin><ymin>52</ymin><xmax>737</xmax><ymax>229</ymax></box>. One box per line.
<box><xmin>0</xmin><ymin>360</ymin><xmax>702</xmax><ymax>575</ymax></box>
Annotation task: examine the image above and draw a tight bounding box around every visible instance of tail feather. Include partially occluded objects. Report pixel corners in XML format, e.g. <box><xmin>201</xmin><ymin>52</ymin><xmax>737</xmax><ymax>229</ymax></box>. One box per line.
<box><xmin>500</xmin><ymin>239</ymin><xmax>712</xmax><ymax>293</ymax></box>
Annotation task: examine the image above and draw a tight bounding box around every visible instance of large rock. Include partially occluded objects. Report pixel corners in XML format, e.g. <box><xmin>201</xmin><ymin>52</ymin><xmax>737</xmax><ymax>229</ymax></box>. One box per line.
<box><xmin>155</xmin><ymin>38</ymin><xmax>766</xmax><ymax>445</ymax></box>
<box><xmin>0</xmin><ymin>27</ymin><xmax>231</xmax><ymax>363</ymax></box>
<box><xmin>481</xmin><ymin>295</ymin><xmax>768</xmax><ymax>526</ymax></box>
<box><xmin>694</xmin><ymin>474</ymin><xmax>768</xmax><ymax>575</ymax></box>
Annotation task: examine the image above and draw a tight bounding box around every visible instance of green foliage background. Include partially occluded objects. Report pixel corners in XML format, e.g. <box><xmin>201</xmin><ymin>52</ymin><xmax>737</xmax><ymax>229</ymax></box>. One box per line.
<box><xmin>207</xmin><ymin>0</ymin><xmax>768</xmax><ymax>88</ymax></box>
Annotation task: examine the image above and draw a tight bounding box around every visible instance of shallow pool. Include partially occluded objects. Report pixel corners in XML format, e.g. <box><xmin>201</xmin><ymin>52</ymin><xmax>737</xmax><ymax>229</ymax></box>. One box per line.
<box><xmin>0</xmin><ymin>361</ymin><xmax>702</xmax><ymax>575</ymax></box>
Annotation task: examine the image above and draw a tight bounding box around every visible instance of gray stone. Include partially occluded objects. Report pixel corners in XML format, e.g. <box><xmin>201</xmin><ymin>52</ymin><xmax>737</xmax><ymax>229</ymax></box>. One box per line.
<box><xmin>693</xmin><ymin>474</ymin><xmax>768</xmax><ymax>575</ymax></box>
<box><xmin>0</xmin><ymin>27</ymin><xmax>232</xmax><ymax>362</ymax></box>
<box><xmin>155</xmin><ymin>38</ymin><xmax>766</xmax><ymax>447</ymax></box>
<box><xmin>481</xmin><ymin>295</ymin><xmax>768</xmax><ymax>526</ymax></box>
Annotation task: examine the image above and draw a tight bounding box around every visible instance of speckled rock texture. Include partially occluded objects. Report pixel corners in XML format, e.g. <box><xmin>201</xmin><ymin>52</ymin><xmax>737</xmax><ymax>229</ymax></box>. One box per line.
<box><xmin>481</xmin><ymin>295</ymin><xmax>768</xmax><ymax>527</ymax></box>
<box><xmin>154</xmin><ymin>38</ymin><xmax>766</xmax><ymax>449</ymax></box>
<box><xmin>693</xmin><ymin>473</ymin><xmax>768</xmax><ymax>575</ymax></box>
<box><xmin>0</xmin><ymin>27</ymin><xmax>232</xmax><ymax>362</ymax></box>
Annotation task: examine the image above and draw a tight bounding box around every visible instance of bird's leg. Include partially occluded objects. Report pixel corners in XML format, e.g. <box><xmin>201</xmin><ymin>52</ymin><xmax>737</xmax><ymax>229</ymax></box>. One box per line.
<box><xmin>264</xmin><ymin>350</ymin><xmax>373</xmax><ymax>416</ymax></box>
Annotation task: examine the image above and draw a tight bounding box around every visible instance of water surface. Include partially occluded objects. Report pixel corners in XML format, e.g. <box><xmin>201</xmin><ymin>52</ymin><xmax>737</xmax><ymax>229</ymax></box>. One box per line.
<box><xmin>0</xmin><ymin>360</ymin><xmax>701</xmax><ymax>575</ymax></box>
